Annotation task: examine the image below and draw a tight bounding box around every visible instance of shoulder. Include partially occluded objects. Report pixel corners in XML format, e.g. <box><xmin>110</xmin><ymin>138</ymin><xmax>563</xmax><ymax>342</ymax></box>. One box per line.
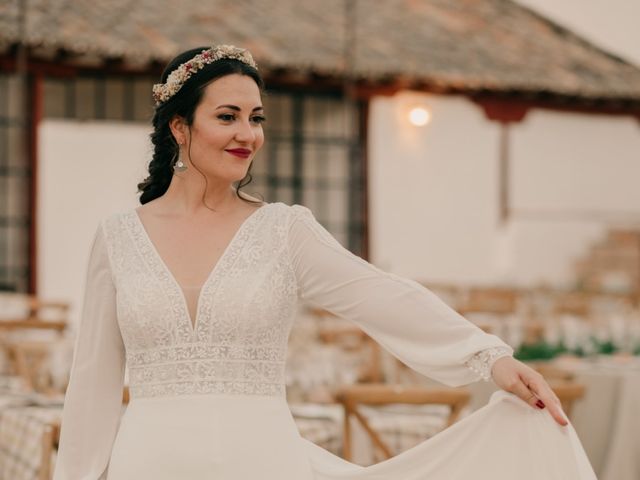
<box><xmin>100</xmin><ymin>208</ymin><xmax>135</xmax><ymax>228</ymax></box>
<box><xmin>93</xmin><ymin>207</ymin><xmax>139</xmax><ymax>246</ymax></box>
<box><xmin>268</xmin><ymin>204</ymin><xmax>329</xmax><ymax>244</ymax></box>
<box><xmin>252</xmin><ymin>203</ymin><xmax>319</xmax><ymax>243</ymax></box>
<box><xmin>265</xmin><ymin>202</ymin><xmax>314</xmax><ymax>217</ymax></box>
<box><xmin>261</xmin><ymin>202</ymin><xmax>316</xmax><ymax>224</ymax></box>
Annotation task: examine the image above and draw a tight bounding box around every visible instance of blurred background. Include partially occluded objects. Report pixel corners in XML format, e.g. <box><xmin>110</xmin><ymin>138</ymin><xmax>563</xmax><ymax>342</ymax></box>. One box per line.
<box><xmin>0</xmin><ymin>0</ymin><xmax>639</xmax><ymax>479</ymax></box>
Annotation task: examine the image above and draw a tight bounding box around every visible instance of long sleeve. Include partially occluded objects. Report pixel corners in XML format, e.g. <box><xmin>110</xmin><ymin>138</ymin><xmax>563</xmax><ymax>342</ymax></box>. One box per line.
<box><xmin>287</xmin><ymin>205</ymin><xmax>512</xmax><ymax>387</ymax></box>
<box><xmin>53</xmin><ymin>221</ymin><xmax>126</xmax><ymax>480</ymax></box>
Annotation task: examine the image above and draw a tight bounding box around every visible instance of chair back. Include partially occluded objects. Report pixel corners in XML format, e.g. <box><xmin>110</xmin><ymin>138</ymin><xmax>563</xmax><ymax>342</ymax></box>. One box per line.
<box><xmin>315</xmin><ymin>313</ymin><xmax>383</xmax><ymax>383</ymax></box>
<box><xmin>40</xmin><ymin>422</ymin><xmax>58</xmax><ymax>480</ymax></box>
<box><xmin>7</xmin><ymin>341</ymin><xmax>55</xmax><ymax>394</ymax></box>
<box><xmin>335</xmin><ymin>384</ymin><xmax>470</xmax><ymax>461</ymax></box>
<box><xmin>533</xmin><ymin>363</ymin><xmax>575</xmax><ymax>382</ymax></box>
<box><xmin>457</xmin><ymin>287</ymin><xmax>519</xmax><ymax>316</ymax></box>
<box><xmin>550</xmin><ymin>381</ymin><xmax>586</xmax><ymax>418</ymax></box>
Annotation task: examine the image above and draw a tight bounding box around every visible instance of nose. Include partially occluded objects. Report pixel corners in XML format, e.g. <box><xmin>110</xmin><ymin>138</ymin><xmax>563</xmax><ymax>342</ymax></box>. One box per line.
<box><xmin>234</xmin><ymin>118</ymin><xmax>257</xmax><ymax>144</ymax></box>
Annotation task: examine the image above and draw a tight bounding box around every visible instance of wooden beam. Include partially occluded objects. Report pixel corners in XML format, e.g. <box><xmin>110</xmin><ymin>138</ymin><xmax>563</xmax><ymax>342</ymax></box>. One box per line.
<box><xmin>498</xmin><ymin>123</ymin><xmax>511</xmax><ymax>225</ymax></box>
<box><xmin>359</xmin><ymin>99</ymin><xmax>370</xmax><ymax>261</ymax></box>
<box><xmin>27</xmin><ymin>72</ymin><xmax>43</xmax><ymax>294</ymax></box>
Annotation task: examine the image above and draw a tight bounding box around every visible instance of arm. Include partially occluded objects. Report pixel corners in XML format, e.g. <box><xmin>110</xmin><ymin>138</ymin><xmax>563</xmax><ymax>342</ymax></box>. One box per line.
<box><xmin>53</xmin><ymin>221</ymin><xmax>126</xmax><ymax>480</ymax></box>
<box><xmin>287</xmin><ymin>205</ymin><xmax>568</xmax><ymax>425</ymax></box>
<box><xmin>286</xmin><ymin>205</ymin><xmax>511</xmax><ymax>387</ymax></box>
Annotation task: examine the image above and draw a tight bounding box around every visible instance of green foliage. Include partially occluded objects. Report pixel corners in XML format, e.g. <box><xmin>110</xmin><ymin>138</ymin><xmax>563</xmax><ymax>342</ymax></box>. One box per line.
<box><xmin>514</xmin><ymin>341</ymin><xmax>566</xmax><ymax>361</ymax></box>
<box><xmin>514</xmin><ymin>337</ymin><xmax>623</xmax><ymax>361</ymax></box>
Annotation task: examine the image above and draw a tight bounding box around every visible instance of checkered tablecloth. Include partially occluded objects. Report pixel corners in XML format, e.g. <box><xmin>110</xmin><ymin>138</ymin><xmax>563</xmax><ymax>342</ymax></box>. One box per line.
<box><xmin>0</xmin><ymin>405</ymin><xmax>61</xmax><ymax>480</ymax></box>
<box><xmin>289</xmin><ymin>402</ymin><xmax>453</xmax><ymax>465</ymax></box>
<box><xmin>294</xmin><ymin>415</ymin><xmax>343</xmax><ymax>455</ymax></box>
<box><xmin>348</xmin><ymin>404</ymin><xmax>451</xmax><ymax>465</ymax></box>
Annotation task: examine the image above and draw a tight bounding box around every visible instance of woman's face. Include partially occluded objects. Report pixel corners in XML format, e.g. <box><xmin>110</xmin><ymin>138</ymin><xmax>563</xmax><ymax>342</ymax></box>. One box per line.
<box><xmin>181</xmin><ymin>73</ymin><xmax>265</xmax><ymax>183</ymax></box>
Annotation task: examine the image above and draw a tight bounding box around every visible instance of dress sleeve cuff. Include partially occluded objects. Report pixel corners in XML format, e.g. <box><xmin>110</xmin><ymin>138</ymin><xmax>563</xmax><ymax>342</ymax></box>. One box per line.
<box><xmin>464</xmin><ymin>346</ymin><xmax>513</xmax><ymax>381</ymax></box>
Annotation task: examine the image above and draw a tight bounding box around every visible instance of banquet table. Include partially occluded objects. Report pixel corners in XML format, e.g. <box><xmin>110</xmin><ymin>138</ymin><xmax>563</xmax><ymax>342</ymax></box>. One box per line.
<box><xmin>556</xmin><ymin>356</ymin><xmax>640</xmax><ymax>480</ymax></box>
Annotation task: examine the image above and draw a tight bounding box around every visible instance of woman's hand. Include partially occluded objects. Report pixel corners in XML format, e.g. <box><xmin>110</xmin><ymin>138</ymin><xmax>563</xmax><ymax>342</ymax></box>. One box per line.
<box><xmin>491</xmin><ymin>356</ymin><xmax>568</xmax><ymax>426</ymax></box>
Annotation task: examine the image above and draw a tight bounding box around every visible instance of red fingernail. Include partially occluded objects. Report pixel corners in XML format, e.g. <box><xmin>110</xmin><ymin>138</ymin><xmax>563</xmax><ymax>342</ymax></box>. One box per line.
<box><xmin>536</xmin><ymin>400</ymin><xmax>545</xmax><ymax>409</ymax></box>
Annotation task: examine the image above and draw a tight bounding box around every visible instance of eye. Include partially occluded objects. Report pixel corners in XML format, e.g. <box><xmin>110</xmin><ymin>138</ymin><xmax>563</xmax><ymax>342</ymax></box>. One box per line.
<box><xmin>251</xmin><ymin>115</ymin><xmax>267</xmax><ymax>125</ymax></box>
<box><xmin>217</xmin><ymin>113</ymin><xmax>235</xmax><ymax>122</ymax></box>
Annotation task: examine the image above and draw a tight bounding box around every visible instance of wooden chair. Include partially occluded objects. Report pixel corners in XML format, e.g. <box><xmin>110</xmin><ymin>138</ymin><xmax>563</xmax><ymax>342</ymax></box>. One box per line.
<box><xmin>40</xmin><ymin>421</ymin><xmax>58</xmax><ymax>480</ymax></box>
<box><xmin>552</xmin><ymin>291</ymin><xmax>592</xmax><ymax>318</ymax></box>
<box><xmin>41</xmin><ymin>386</ymin><xmax>130</xmax><ymax>479</ymax></box>
<box><xmin>335</xmin><ymin>384</ymin><xmax>470</xmax><ymax>461</ymax></box>
<box><xmin>418</xmin><ymin>282</ymin><xmax>463</xmax><ymax>310</ymax></box>
<box><xmin>457</xmin><ymin>287</ymin><xmax>519</xmax><ymax>316</ymax></box>
<box><xmin>533</xmin><ymin>363</ymin><xmax>575</xmax><ymax>382</ymax></box>
<box><xmin>315</xmin><ymin>314</ymin><xmax>383</xmax><ymax>383</ymax></box>
<box><xmin>6</xmin><ymin>340</ymin><xmax>57</xmax><ymax>394</ymax></box>
<box><xmin>122</xmin><ymin>385</ymin><xmax>130</xmax><ymax>404</ymax></box>
<box><xmin>0</xmin><ymin>297</ymin><xmax>68</xmax><ymax>381</ymax></box>
<box><xmin>26</xmin><ymin>297</ymin><xmax>70</xmax><ymax>321</ymax></box>
<box><xmin>0</xmin><ymin>319</ymin><xmax>67</xmax><ymax>333</ymax></box>
<box><xmin>455</xmin><ymin>287</ymin><xmax>537</xmax><ymax>341</ymax></box>
<box><xmin>0</xmin><ymin>295</ymin><xmax>69</xmax><ymax>333</ymax></box>
<box><xmin>550</xmin><ymin>381</ymin><xmax>586</xmax><ymax>418</ymax></box>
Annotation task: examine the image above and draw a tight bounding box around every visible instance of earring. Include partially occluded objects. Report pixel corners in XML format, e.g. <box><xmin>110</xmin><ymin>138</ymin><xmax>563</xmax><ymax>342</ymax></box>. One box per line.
<box><xmin>172</xmin><ymin>141</ymin><xmax>188</xmax><ymax>173</ymax></box>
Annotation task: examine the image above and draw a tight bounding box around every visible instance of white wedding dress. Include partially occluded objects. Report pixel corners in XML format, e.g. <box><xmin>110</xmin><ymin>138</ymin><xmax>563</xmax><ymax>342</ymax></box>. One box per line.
<box><xmin>54</xmin><ymin>202</ymin><xmax>596</xmax><ymax>479</ymax></box>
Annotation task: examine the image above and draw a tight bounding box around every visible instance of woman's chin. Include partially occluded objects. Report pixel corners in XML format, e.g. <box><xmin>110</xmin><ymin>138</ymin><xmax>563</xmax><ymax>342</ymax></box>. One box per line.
<box><xmin>196</xmin><ymin>167</ymin><xmax>250</xmax><ymax>185</ymax></box>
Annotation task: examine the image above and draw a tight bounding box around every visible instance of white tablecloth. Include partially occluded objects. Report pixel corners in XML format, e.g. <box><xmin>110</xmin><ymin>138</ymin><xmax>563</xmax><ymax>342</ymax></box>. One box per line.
<box><xmin>558</xmin><ymin>356</ymin><xmax>640</xmax><ymax>480</ymax></box>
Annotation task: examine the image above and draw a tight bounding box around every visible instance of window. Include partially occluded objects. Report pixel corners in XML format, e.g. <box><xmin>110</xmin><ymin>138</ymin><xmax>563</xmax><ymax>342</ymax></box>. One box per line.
<box><xmin>2</xmin><ymin>76</ymin><xmax>367</xmax><ymax>293</ymax></box>
<box><xmin>0</xmin><ymin>73</ymin><xmax>30</xmax><ymax>292</ymax></box>
<box><xmin>250</xmin><ymin>91</ymin><xmax>366</xmax><ymax>256</ymax></box>
<box><xmin>43</xmin><ymin>76</ymin><xmax>155</xmax><ymax>122</ymax></box>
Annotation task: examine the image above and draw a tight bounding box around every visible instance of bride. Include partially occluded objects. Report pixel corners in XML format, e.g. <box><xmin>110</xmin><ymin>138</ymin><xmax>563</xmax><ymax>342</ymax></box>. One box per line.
<box><xmin>53</xmin><ymin>45</ymin><xmax>596</xmax><ymax>479</ymax></box>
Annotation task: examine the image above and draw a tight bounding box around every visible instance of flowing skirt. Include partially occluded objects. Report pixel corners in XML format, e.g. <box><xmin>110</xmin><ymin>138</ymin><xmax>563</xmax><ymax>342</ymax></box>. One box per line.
<box><xmin>107</xmin><ymin>391</ymin><xmax>596</xmax><ymax>479</ymax></box>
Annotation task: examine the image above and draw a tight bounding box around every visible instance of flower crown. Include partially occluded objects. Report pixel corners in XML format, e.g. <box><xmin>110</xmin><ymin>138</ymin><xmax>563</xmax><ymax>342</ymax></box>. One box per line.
<box><xmin>152</xmin><ymin>45</ymin><xmax>258</xmax><ymax>106</ymax></box>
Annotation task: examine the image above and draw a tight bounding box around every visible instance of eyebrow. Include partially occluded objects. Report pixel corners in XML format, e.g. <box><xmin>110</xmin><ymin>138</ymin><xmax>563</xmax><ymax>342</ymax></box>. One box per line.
<box><xmin>215</xmin><ymin>104</ymin><xmax>264</xmax><ymax>112</ymax></box>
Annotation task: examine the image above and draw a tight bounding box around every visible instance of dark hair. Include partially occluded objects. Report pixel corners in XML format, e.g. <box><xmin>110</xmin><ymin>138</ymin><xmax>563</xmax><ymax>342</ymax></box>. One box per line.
<box><xmin>137</xmin><ymin>46</ymin><xmax>265</xmax><ymax>206</ymax></box>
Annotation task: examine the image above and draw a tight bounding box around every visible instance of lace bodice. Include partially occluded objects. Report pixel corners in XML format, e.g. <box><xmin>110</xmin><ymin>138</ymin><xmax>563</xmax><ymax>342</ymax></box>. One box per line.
<box><xmin>105</xmin><ymin>203</ymin><xmax>296</xmax><ymax>398</ymax></box>
<box><xmin>55</xmin><ymin>202</ymin><xmax>512</xmax><ymax>479</ymax></box>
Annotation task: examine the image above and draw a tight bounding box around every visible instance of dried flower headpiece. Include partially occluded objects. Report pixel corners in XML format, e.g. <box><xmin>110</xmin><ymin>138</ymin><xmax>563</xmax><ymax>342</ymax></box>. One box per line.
<box><xmin>152</xmin><ymin>44</ymin><xmax>258</xmax><ymax>106</ymax></box>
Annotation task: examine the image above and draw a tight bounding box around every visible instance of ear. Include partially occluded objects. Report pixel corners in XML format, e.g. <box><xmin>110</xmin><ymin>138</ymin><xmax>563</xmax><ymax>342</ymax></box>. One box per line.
<box><xmin>169</xmin><ymin>115</ymin><xmax>188</xmax><ymax>145</ymax></box>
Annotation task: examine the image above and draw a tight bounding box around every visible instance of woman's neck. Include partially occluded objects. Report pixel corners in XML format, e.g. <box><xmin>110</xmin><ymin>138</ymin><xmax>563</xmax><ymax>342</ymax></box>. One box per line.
<box><xmin>159</xmin><ymin>175</ymin><xmax>239</xmax><ymax>215</ymax></box>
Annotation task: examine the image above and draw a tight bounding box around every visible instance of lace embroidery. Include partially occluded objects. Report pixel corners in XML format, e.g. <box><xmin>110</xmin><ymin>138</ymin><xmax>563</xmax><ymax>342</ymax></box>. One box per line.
<box><xmin>102</xmin><ymin>203</ymin><xmax>298</xmax><ymax>399</ymax></box>
<box><xmin>129</xmin><ymin>344</ymin><xmax>288</xmax><ymax>366</ymax></box>
<box><xmin>132</xmin><ymin>380</ymin><xmax>284</xmax><ymax>398</ymax></box>
<box><xmin>464</xmin><ymin>347</ymin><xmax>513</xmax><ymax>381</ymax></box>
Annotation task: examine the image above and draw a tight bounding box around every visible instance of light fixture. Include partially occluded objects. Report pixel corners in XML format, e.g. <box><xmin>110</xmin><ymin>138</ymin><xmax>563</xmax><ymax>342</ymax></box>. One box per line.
<box><xmin>408</xmin><ymin>106</ymin><xmax>431</xmax><ymax>126</ymax></box>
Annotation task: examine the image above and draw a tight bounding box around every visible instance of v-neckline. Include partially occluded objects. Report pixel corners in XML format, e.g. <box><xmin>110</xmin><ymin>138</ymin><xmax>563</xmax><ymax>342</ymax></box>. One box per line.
<box><xmin>130</xmin><ymin>202</ymin><xmax>270</xmax><ymax>334</ymax></box>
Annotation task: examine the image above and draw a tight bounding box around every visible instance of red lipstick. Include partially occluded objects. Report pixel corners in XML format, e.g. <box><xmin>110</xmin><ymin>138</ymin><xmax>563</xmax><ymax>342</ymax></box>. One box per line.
<box><xmin>225</xmin><ymin>148</ymin><xmax>252</xmax><ymax>159</ymax></box>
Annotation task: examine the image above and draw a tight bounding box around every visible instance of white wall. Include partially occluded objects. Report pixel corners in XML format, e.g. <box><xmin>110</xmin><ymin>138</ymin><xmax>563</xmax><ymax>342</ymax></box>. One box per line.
<box><xmin>507</xmin><ymin>110</ymin><xmax>640</xmax><ymax>285</ymax></box>
<box><xmin>368</xmin><ymin>92</ymin><xmax>502</xmax><ymax>283</ymax></box>
<box><xmin>36</xmin><ymin>98</ymin><xmax>640</xmax><ymax>330</ymax></box>
<box><xmin>37</xmin><ymin>120</ymin><xmax>150</xmax><ymax>330</ymax></box>
<box><xmin>368</xmin><ymin>91</ymin><xmax>640</xmax><ymax>287</ymax></box>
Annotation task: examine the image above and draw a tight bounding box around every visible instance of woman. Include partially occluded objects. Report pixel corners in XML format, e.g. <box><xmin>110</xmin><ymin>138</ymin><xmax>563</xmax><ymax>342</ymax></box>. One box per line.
<box><xmin>54</xmin><ymin>45</ymin><xmax>595</xmax><ymax>479</ymax></box>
